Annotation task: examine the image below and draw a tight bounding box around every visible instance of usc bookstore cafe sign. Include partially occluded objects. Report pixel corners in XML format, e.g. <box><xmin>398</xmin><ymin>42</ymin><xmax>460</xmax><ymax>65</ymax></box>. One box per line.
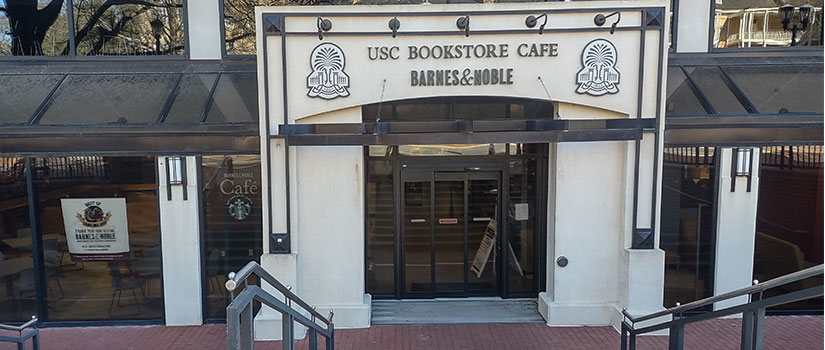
<box><xmin>60</xmin><ymin>198</ymin><xmax>130</xmax><ymax>261</ymax></box>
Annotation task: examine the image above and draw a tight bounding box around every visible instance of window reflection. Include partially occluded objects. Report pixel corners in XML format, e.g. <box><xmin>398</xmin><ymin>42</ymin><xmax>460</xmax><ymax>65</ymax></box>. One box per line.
<box><xmin>507</xmin><ymin>155</ymin><xmax>539</xmax><ymax>295</ymax></box>
<box><xmin>714</xmin><ymin>1</ymin><xmax>823</xmax><ymax>48</ymax></box>
<box><xmin>0</xmin><ymin>0</ymin><xmax>69</xmax><ymax>56</ymax></box>
<box><xmin>224</xmin><ymin>0</ymin><xmax>280</xmax><ymax>55</ymax></box>
<box><xmin>660</xmin><ymin>147</ymin><xmax>716</xmax><ymax>309</ymax></box>
<box><xmin>33</xmin><ymin>156</ymin><xmax>162</xmax><ymax>321</ymax></box>
<box><xmin>201</xmin><ymin>155</ymin><xmax>262</xmax><ymax>320</ymax></box>
<box><xmin>362</xmin><ymin>97</ymin><xmax>554</xmax><ymax>121</ymax></box>
<box><xmin>399</xmin><ymin>144</ymin><xmax>506</xmax><ymax>156</ymax></box>
<box><xmin>73</xmin><ymin>0</ymin><xmax>184</xmax><ymax>56</ymax></box>
<box><xmin>755</xmin><ymin>146</ymin><xmax>824</xmax><ymax>311</ymax></box>
<box><xmin>0</xmin><ymin>158</ymin><xmax>35</xmax><ymax>322</ymax></box>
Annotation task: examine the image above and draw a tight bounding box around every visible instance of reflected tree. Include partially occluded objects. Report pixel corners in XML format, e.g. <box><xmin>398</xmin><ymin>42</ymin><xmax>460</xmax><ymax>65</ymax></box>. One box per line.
<box><xmin>72</xmin><ymin>0</ymin><xmax>184</xmax><ymax>55</ymax></box>
<box><xmin>1</xmin><ymin>0</ymin><xmax>65</xmax><ymax>55</ymax></box>
<box><xmin>0</xmin><ymin>0</ymin><xmax>184</xmax><ymax>56</ymax></box>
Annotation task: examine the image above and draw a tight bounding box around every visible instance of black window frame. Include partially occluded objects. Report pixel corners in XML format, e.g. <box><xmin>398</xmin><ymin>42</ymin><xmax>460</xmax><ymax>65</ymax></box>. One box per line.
<box><xmin>0</xmin><ymin>0</ymin><xmax>190</xmax><ymax>61</ymax></box>
<box><xmin>708</xmin><ymin>0</ymin><xmax>824</xmax><ymax>53</ymax></box>
<box><xmin>219</xmin><ymin>0</ymin><xmax>257</xmax><ymax>59</ymax></box>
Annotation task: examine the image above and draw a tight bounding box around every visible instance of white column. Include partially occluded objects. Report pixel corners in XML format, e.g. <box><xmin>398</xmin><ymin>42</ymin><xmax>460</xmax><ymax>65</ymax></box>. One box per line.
<box><xmin>540</xmin><ymin>141</ymin><xmax>627</xmax><ymax>326</ymax></box>
<box><xmin>713</xmin><ymin>148</ymin><xmax>760</xmax><ymax>310</ymax></box>
<box><xmin>186</xmin><ymin>0</ymin><xmax>222</xmax><ymax>59</ymax></box>
<box><xmin>675</xmin><ymin>0</ymin><xmax>712</xmax><ymax>53</ymax></box>
<box><xmin>158</xmin><ymin>156</ymin><xmax>203</xmax><ymax>325</ymax></box>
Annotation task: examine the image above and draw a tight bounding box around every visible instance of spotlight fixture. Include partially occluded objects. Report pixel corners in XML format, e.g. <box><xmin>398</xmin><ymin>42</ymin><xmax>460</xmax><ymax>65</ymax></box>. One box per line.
<box><xmin>389</xmin><ymin>17</ymin><xmax>400</xmax><ymax>38</ymax></box>
<box><xmin>456</xmin><ymin>15</ymin><xmax>470</xmax><ymax>37</ymax></box>
<box><xmin>594</xmin><ymin>11</ymin><xmax>621</xmax><ymax>34</ymax></box>
<box><xmin>317</xmin><ymin>17</ymin><xmax>332</xmax><ymax>40</ymax></box>
<box><xmin>525</xmin><ymin>13</ymin><xmax>548</xmax><ymax>34</ymax></box>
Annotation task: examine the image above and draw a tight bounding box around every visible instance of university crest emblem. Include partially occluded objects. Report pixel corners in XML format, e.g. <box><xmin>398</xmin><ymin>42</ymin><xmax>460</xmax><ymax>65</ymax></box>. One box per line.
<box><xmin>576</xmin><ymin>39</ymin><xmax>620</xmax><ymax>96</ymax></box>
<box><xmin>307</xmin><ymin>43</ymin><xmax>350</xmax><ymax>99</ymax></box>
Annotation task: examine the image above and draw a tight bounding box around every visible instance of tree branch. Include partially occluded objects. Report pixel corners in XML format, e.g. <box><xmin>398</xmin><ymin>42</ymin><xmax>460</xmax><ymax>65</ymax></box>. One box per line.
<box><xmin>70</xmin><ymin>0</ymin><xmax>182</xmax><ymax>54</ymax></box>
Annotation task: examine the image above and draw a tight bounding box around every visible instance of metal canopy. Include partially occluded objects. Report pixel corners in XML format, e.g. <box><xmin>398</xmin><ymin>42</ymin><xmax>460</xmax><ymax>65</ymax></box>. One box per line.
<box><xmin>664</xmin><ymin>57</ymin><xmax>824</xmax><ymax>145</ymax></box>
<box><xmin>0</xmin><ymin>61</ymin><xmax>260</xmax><ymax>154</ymax></box>
<box><xmin>0</xmin><ymin>61</ymin><xmax>258</xmax><ymax>126</ymax></box>
<box><xmin>277</xmin><ymin>118</ymin><xmax>656</xmax><ymax>146</ymax></box>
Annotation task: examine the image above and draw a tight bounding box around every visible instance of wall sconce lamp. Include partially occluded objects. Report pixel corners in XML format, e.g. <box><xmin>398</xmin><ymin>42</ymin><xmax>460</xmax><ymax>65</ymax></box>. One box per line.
<box><xmin>731</xmin><ymin>148</ymin><xmax>754</xmax><ymax>192</ymax></box>
<box><xmin>525</xmin><ymin>13</ymin><xmax>548</xmax><ymax>34</ymax></box>
<box><xmin>389</xmin><ymin>17</ymin><xmax>400</xmax><ymax>38</ymax></box>
<box><xmin>165</xmin><ymin>156</ymin><xmax>188</xmax><ymax>200</ymax></box>
<box><xmin>317</xmin><ymin>17</ymin><xmax>332</xmax><ymax>40</ymax></box>
<box><xmin>456</xmin><ymin>15</ymin><xmax>470</xmax><ymax>37</ymax></box>
<box><xmin>594</xmin><ymin>11</ymin><xmax>621</xmax><ymax>34</ymax></box>
<box><xmin>167</xmin><ymin>156</ymin><xmax>183</xmax><ymax>185</ymax></box>
<box><xmin>780</xmin><ymin>3</ymin><xmax>814</xmax><ymax>46</ymax></box>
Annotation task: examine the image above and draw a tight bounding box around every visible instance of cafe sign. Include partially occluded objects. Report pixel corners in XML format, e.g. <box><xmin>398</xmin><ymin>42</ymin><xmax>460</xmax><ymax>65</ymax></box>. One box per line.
<box><xmin>268</xmin><ymin>2</ymin><xmax>664</xmax><ymax>124</ymax></box>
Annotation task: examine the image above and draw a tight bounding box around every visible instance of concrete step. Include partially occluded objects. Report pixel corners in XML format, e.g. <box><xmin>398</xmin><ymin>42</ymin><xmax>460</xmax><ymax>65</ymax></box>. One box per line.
<box><xmin>371</xmin><ymin>298</ymin><xmax>545</xmax><ymax>325</ymax></box>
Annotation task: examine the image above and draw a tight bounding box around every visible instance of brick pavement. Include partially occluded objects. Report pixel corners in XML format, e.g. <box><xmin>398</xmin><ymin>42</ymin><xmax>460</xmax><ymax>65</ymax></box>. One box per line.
<box><xmin>0</xmin><ymin>315</ymin><xmax>821</xmax><ymax>350</ymax></box>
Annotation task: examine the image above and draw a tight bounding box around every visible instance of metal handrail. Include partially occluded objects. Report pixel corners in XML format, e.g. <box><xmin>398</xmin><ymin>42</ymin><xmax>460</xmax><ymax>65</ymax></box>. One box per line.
<box><xmin>620</xmin><ymin>265</ymin><xmax>824</xmax><ymax>350</ymax></box>
<box><xmin>0</xmin><ymin>316</ymin><xmax>39</xmax><ymax>349</ymax></box>
<box><xmin>226</xmin><ymin>261</ymin><xmax>332</xmax><ymax>325</ymax></box>
<box><xmin>0</xmin><ymin>317</ymin><xmax>37</xmax><ymax>332</ymax></box>
<box><xmin>225</xmin><ymin>261</ymin><xmax>334</xmax><ymax>350</ymax></box>
<box><xmin>623</xmin><ymin>264</ymin><xmax>823</xmax><ymax>323</ymax></box>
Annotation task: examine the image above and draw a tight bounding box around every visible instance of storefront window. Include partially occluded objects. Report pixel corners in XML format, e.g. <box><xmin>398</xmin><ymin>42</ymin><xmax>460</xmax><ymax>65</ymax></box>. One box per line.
<box><xmin>73</xmin><ymin>0</ymin><xmax>185</xmax><ymax>56</ymax></box>
<box><xmin>507</xmin><ymin>152</ymin><xmax>541</xmax><ymax>295</ymax></box>
<box><xmin>201</xmin><ymin>155</ymin><xmax>262</xmax><ymax>320</ymax></box>
<box><xmin>0</xmin><ymin>158</ymin><xmax>35</xmax><ymax>322</ymax></box>
<box><xmin>33</xmin><ymin>156</ymin><xmax>162</xmax><ymax>321</ymax></box>
<box><xmin>755</xmin><ymin>146</ymin><xmax>823</xmax><ymax>311</ymax></box>
<box><xmin>660</xmin><ymin>147</ymin><xmax>716</xmax><ymax>309</ymax></box>
<box><xmin>1</xmin><ymin>0</ymin><xmax>184</xmax><ymax>57</ymax></box>
<box><xmin>0</xmin><ymin>0</ymin><xmax>69</xmax><ymax>56</ymax></box>
<box><xmin>713</xmin><ymin>0</ymin><xmax>823</xmax><ymax>48</ymax></box>
<box><xmin>366</xmin><ymin>159</ymin><xmax>394</xmax><ymax>296</ymax></box>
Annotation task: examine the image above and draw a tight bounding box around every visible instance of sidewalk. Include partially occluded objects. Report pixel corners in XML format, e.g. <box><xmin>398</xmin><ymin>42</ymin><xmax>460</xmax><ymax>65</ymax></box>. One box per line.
<box><xmin>0</xmin><ymin>315</ymin><xmax>821</xmax><ymax>350</ymax></box>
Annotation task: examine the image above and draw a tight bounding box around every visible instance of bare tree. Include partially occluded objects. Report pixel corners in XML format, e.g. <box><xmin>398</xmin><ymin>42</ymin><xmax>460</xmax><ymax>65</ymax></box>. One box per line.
<box><xmin>2</xmin><ymin>0</ymin><xmax>65</xmax><ymax>55</ymax></box>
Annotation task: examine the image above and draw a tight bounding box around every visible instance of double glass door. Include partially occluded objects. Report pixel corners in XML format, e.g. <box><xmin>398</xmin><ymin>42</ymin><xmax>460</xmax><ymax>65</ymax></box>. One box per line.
<box><xmin>401</xmin><ymin>171</ymin><xmax>500</xmax><ymax>298</ymax></box>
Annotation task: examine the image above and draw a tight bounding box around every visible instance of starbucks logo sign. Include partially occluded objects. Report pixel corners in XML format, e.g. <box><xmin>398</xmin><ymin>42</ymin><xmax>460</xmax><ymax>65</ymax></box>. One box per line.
<box><xmin>227</xmin><ymin>195</ymin><xmax>252</xmax><ymax>221</ymax></box>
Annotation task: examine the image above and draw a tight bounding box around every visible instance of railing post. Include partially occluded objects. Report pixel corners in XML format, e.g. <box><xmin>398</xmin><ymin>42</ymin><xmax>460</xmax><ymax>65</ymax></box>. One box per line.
<box><xmin>620</xmin><ymin>323</ymin><xmax>628</xmax><ymax>350</ymax></box>
<box><xmin>308</xmin><ymin>327</ymin><xmax>318</xmax><ymax>350</ymax></box>
<box><xmin>227</xmin><ymin>304</ymin><xmax>241</xmax><ymax>350</ymax></box>
<box><xmin>668</xmin><ymin>325</ymin><xmax>685</xmax><ymax>350</ymax></box>
<box><xmin>240</xmin><ymin>304</ymin><xmax>253</xmax><ymax>350</ymax></box>
<box><xmin>326</xmin><ymin>323</ymin><xmax>334</xmax><ymax>350</ymax></box>
<box><xmin>752</xmin><ymin>307</ymin><xmax>766</xmax><ymax>350</ymax></box>
<box><xmin>282</xmin><ymin>313</ymin><xmax>295</xmax><ymax>350</ymax></box>
<box><xmin>740</xmin><ymin>309</ymin><xmax>754</xmax><ymax>350</ymax></box>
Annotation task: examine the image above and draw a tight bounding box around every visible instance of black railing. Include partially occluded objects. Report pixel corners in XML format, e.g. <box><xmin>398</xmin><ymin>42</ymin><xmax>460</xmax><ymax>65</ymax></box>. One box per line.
<box><xmin>620</xmin><ymin>264</ymin><xmax>823</xmax><ymax>350</ymax></box>
<box><xmin>225</xmin><ymin>261</ymin><xmax>334</xmax><ymax>350</ymax></box>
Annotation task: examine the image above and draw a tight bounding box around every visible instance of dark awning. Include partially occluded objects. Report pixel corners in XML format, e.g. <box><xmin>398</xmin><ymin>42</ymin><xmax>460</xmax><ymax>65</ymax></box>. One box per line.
<box><xmin>665</xmin><ymin>54</ymin><xmax>823</xmax><ymax>146</ymax></box>
<box><xmin>0</xmin><ymin>61</ymin><xmax>259</xmax><ymax>155</ymax></box>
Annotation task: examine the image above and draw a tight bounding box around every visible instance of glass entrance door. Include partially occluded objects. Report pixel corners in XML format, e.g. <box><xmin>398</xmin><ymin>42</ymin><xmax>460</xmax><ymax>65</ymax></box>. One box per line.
<box><xmin>401</xmin><ymin>171</ymin><xmax>500</xmax><ymax>298</ymax></box>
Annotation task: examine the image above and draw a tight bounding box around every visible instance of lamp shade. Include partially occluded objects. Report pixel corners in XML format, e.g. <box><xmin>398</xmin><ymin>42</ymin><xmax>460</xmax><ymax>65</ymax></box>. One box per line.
<box><xmin>779</xmin><ymin>4</ymin><xmax>795</xmax><ymax>29</ymax></box>
<box><xmin>150</xmin><ymin>19</ymin><xmax>164</xmax><ymax>37</ymax></box>
<box><xmin>799</xmin><ymin>3</ymin><xmax>815</xmax><ymax>29</ymax></box>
